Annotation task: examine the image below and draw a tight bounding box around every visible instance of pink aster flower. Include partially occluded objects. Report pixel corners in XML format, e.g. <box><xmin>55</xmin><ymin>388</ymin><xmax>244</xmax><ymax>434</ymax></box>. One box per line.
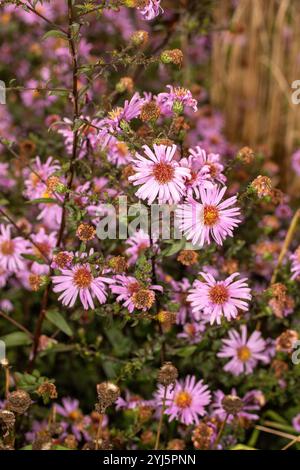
<box><xmin>177</xmin><ymin>321</ymin><xmax>206</xmax><ymax>344</ymax></box>
<box><xmin>156</xmin><ymin>85</ymin><xmax>197</xmax><ymax>115</ymax></box>
<box><xmin>0</xmin><ymin>224</ymin><xmax>30</xmax><ymax>273</ymax></box>
<box><xmin>30</xmin><ymin>228</ymin><xmax>57</xmax><ymax>275</ymax></box>
<box><xmin>52</xmin><ymin>263</ymin><xmax>112</xmax><ymax>310</ymax></box>
<box><xmin>125</xmin><ymin>229</ymin><xmax>158</xmax><ymax>265</ymax></box>
<box><xmin>290</xmin><ymin>246</ymin><xmax>300</xmax><ymax>280</ymax></box>
<box><xmin>101</xmin><ymin>92</ymin><xmax>144</xmax><ymax>133</ymax></box>
<box><xmin>110</xmin><ymin>274</ymin><xmax>163</xmax><ymax>312</ymax></box>
<box><xmin>129</xmin><ymin>144</ymin><xmax>191</xmax><ymax>204</ymax></box>
<box><xmin>188</xmin><ymin>146</ymin><xmax>226</xmax><ymax>184</ymax></box>
<box><xmin>155</xmin><ymin>375</ymin><xmax>211</xmax><ymax>425</ymax></box>
<box><xmin>188</xmin><ymin>271</ymin><xmax>251</xmax><ymax>325</ymax></box>
<box><xmin>138</xmin><ymin>0</ymin><xmax>163</xmax><ymax>21</ymax></box>
<box><xmin>217</xmin><ymin>325</ymin><xmax>269</xmax><ymax>376</ymax></box>
<box><xmin>176</xmin><ymin>186</ymin><xmax>241</xmax><ymax>247</ymax></box>
<box><xmin>180</xmin><ymin>154</ymin><xmax>214</xmax><ymax>197</ymax></box>
<box><xmin>23</xmin><ymin>156</ymin><xmax>60</xmax><ymax>200</ymax></box>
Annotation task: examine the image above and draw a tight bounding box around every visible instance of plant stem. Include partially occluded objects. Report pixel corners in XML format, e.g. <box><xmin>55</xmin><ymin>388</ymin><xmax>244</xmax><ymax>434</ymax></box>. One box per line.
<box><xmin>95</xmin><ymin>413</ymin><xmax>104</xmax><ymax>450</ymax></box>
<box><xmin>154</xmin><ymin>385</ymin><xmax>167</xmax><ymax>450</ymax></box>
<box><xmin>271</xmin><ymin>208</ymin><xmax>300</xmax><ymax>284</ymax></box>
<box><xmin>213</xmin><ymin>413</ymin><xmax>229</xmax><ymax>449</ymax></box>
<box><xmin>0</xmin><ymin>310</ymin><xmax>33</xmax><ymax>338</ymax></box>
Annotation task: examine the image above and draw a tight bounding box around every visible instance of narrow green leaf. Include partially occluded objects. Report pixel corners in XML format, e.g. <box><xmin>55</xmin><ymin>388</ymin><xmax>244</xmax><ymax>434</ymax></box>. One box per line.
<box><xmin>43</xmin><ymin>30</ymin><xmax>67</xmax><ymax>41</ymax></box>
<box><xmin>46</xmin><ymin>311</ymin><xmax>73</xmax><ymax>337</ymax></box>
<box><xmin>1</xmin><ymin>332</ymin><xmax>32</xmax><ymax>347</ymax></box>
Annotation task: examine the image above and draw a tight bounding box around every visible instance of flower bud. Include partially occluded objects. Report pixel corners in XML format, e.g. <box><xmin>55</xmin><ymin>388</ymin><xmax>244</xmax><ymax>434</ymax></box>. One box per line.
<box><xmin>160</xmin><ymin>49</ymin><xmax>183</xmax><ymax>67</ymax></box>
<box><xmin>130</xmin><ymin>30</ymin><xmax>149</xmax><ymax>47</ymax></box>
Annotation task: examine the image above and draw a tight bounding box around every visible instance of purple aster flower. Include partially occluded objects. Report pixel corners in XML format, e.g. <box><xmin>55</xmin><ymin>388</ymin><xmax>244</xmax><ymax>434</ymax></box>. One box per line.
<box><xmin>125</xmin><ymin>229</ymin><xmax>156</xmax><ymax>265</ymax></box>
<box><xmin>177</xmin><ymin>321</ymin><xmax>206</xmax><ymax>344</ymax></box>
<box><xmin>155</xmin><ymin>375</ymin><xmax>211</xmax><ymax>425</ymax></box>
<box><xmin>188</xmin><ymin>146</ymin><xmax>226</xmax><ymax>185</ymax></box>
<box><xmin>156</xmin><ymin>85</ymin><xmax>197</xmax><ymax>115</ymax></box>
<box><xmin>52</xmin><ymin>263</ymin><xmax>112</xmax><ymax>310</ymax></box>
<box><xmin>110</xmin><ymin>274</ymin><xmax>162</xmax><ymax>312</ymax></box>
<box><xmin>129</xmin><ymin>144</ymin><xmax>191</xmax><ymax>204</ymax></box>
<box><xmin>101</xmin><ymin>92</ymin><xmax>144</xmax><ymax>133</ymax></box>
<box><xmin>211</xmin><ymin>389</ymin><xmax>261</xmax><ymax>423</ymax></box>
<box><xmin>188</xmin><ymin>271</ymin><xmax>251</xmax><ymax>325</ymax></box>
<box><xmin>290</xmin><ymin>247</ymin><xmax>300</xmax><ymax>280</ymax></box>
<box><xmin>292</xmin><ymin>149</ymin><xmax>300</xmax><ymax>175</ymax></box>
<box><xmin>0</xmin><ymin>224</ymin><xmax>30</xmax><ymax>273</ymax></box>
<box><xmin>138</xmin><ymin>0</ymin><xmax>163</xmax><ymax>21</ymax></box>
<box><xmin>292</xmin><ymin>413</ymin><xmax>300</xmax><ymax>432</ymax></box>
<box><xmin>23</xmin><ymin>156</ymin><xmax>60</xmax><ymax>200</ymax></box>
<box><xmin>217</xmin><ymin>325</ymin><xmax>269</xmax><ymax>375</ymax></box>
<box><xmin>176</xmin><ymin>186</ymin><xmax>241</xmax><ymax>247</ymax></box>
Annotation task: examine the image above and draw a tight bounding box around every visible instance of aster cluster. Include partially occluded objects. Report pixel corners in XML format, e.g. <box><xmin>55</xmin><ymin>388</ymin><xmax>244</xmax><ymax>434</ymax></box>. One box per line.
<box><xmin>0</xmin><ymin>0</ymin><xmax>300</xmax><ymax>452</ymax></box>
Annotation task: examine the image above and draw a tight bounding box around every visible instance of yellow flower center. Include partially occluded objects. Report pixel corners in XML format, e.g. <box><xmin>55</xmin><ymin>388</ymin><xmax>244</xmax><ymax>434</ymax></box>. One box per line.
<box><xmin>237</xmin><ymin>346</ymin><xmax>252</xmax><ymax>362</ymax></box>
<box><xmin>175</xmin><ymin>391</ymin><xmax>192</xmax><ymax>409</ymax></box>
<box><xmin>203</xmin><ymin>205</ymin><xmax>219</xmax><ymax>226</ymax></box>
<box><xmin>152</xmin><ymin>162</ymin><xmax>175</xmax><ymax>184</ymax></box>
<box><xmin>1</xmin><ymin>240</ymin><xmax>15</xmax><ymax>256</ymax></box>
<box><xmin>208</xmin><ymin>284</ymin><xmax>229</xmax><ymax>304</ymax></box>
<box><xmin>73</xmin><ymin>266</ymin><xmax>93</xmax><ymax>289</ymax></box>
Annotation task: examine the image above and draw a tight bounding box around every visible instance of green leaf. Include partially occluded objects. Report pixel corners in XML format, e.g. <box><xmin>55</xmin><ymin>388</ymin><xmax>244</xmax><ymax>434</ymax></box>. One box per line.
<box><xmin>161</xmin><ymin>239</ymin><xmax>185</xmax><ymax>257</ymax></box>
<box><xmin>43</xmin><ymin>30</ymin><xmax>68</xmax><ymax>41</ymax></box>
<box><xmin>231</xmin><ymin>444</ymin><xmax>257</xmax><ymax>450</ymax></box>
<box><xmin>1</xmin><ymin>331</ymin><xmax>32</xmax><ymax>347</ymax></box>
<box><xmin>22</xmin><ymin>253</ymin><xmax>45</xmax><ymax>264</ymax></box>
<box><xmin>27</xmin><ymin>197</ymin><xmax>60</xmax><ymax>205</ymax></box>
<box><xmin>46</xmin><ymin>311</ymin><xmax>73</xmax><ymax>337</ymax></box>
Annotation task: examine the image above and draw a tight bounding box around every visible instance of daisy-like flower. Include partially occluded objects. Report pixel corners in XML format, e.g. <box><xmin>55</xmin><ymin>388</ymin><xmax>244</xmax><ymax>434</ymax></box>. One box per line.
<box><xmin>30</xmin><ymin>228</ymin><xmax>56</xmax><ymax>275</ymax></box>
<box><xmin>188</xmin><ymin>271</ymin><xmax>251</xmax><ymax>325</ymax></box>
<box><xmin>292</xmin><ymin>413</ymin><xmax>300</xmax><ymax>432</ymax></box>
<box><xmin>125</xmin><ymin>229</ymin><xmax>158</xmax><ymax>265</ymax></box>
<box><xmin>217</xmin><ymin>325</ymin><xmax>269</xmax><ymax>375</ymax></box>
<box><xmin>290</xmin><ymin>246</ymin><xmax>300</xmax><ymax>280</ymax></box>
<box><xmin>110</xmin><ymin>274</ymin><xmax>163</xmax><ymax>312</ymax></box>
<box><xmin>101</xmin><ymin>92</ymin><xmax>144</xmax><ymax>133</ymax></box>
<box><xmin>129</xmin><ymin>144</ymin><xmax>191</xmax><ymax>204</ymax></box>
<box><xmin>188</xmin><ymin>146</ymin><xmax>226</xmax><ymax>185</ymax></box>
<box><xmin>156</xmin><ymin>85</ymin><xmax>198</xmax><ymax>115</ymax></box>
<box><xmin>211</xmin><ymin>389</ymin><xmax>261</xmax><ymax>423</ymax></box>
<box><xmin>180</xmin><ymin>154</ymin><xmax>214</xmax><ymax>198</ymax></box>
<box><xmin>155</xmin><ymin>375</ymin><xmax>211</xmax><ymax>425</ymax></box>
<box><xmin>137</xmin><ymin>0</ymin><xmax>163</xmax><ymax>21</ymax></box>
<box><xmin>177</xmin><ymin>321</ymin><xmax>206</xmax><ymax>344</ymax></box>
<box><xmin>0</xmin><ymin>224</ymin><xmax>30</xmax><ymax>273</ymax></box>
<box><xmin>23</xmin><ymin>156</ymin><xmax>60</xmax><ymax>200</ymax></box>
<box><xmin>52</xmin><ymin>263</ymin><xmax>112</xmax><ymax>310</ymax></box>
<box><xmin>176</xmin><ymin>186</ymin><xmax>241</xmax><ymax>247</ymax></box>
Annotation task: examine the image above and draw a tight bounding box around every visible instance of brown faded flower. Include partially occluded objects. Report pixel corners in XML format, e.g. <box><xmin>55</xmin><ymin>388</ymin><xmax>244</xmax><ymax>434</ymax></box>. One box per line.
<box><xmin>157</xmin><ymin>362</ymin><xmax>178</xmax><ymax>386</ymax></box>
<box><xmin>251</xmin><ymin>175</ymin><xmax>272</xmax><ymax>198</ymax></box>
<box><xmin>275</xmin><ymin>330</ymin><xmax>298</xmax><ymax>353</ymax></box>
<box><xmin>76</xmin><ymin>223</ymin><xmax>96</xmax><ymax>242</ymax></box>
<box><xmin>140</xmin><ymin>101</ymin><xmax>161</xmax><ymax>122</ymax></box>
<box><xmin>177</xmin><ymin>249</ymin><xmax>198</xmax><ymax>266</ymax></box>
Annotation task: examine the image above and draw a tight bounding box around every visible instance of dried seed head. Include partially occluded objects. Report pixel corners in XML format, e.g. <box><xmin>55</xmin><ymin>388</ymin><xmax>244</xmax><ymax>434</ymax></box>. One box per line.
<box><xmin>276</xmin><ymin>329</ymin><xmax>298</xmax><ymax>353</ymax></box>
<box><xmin>192</xmin><ymin>422</ymin><xmax>214</xmax><ymax>450</ymax></box>
<box><xmin>157</xmin><ymin>362</ymin><xmax>178</xmax><ymax>386</ymax></box>
<box><xmin>161</xmin><ymin>49</ymin><xmax>184</xmax><ymax>67</ymax></box>
<box><xmin>167</xmin><ymin>438</ymin><xmax>186</xmax><ymax>450</ymax></box>
<box><xmin>76</xmin><ymin>223</ymin><xmax>96</xmax><ymax>242</ymax></box>
<box><xmin>221</xmin><ymin>395</ymin><xmax>243</xmax><ymax>415</ymax></box>
<box><xmin>29</xmin><ymin>273</ymin><xmax>42</xmax><ymax>291</ymax></box>
<box><xmin>132</xmin><ymin>288</ymin><xmax>155</xmax><ymax>310</ymax></box>
<box><xmin>32</xmin><ymin>433</ymin><xmax>52</xmax><ymax>451</ymax></box>
<box><xmin>0</xmin><ymin>410</ymin><xmax>15</xmax><ymax>428</ymax></box>
<box><xmin>52</xmin><ymin>251</ymin><xmax>74</xmax><ymax>269</ymax></box>
<box><xmin>37</xmin><ymin>382</ymin><xmax>58</xmax><ymax>401</ymax></box>
<box><xmin>46</xmin><ymin>176</ymin><xmax>66</xmax><ymax>194</ymax></box>
<box><xmin>221</xmin><ymin>258</ymin><xmax>239</xmax><ymax>275</ymax></box>
<box><xmin>19</xmin><ymin>139</ymin><xmax>36</xmax><ymax>157</ymax></box>
<box><xmin>157</xmin><ymin>310</ymin><xmax>177</xmax><ymax>329</ymax></box>
<box><xmin>108</xmin><ymin>256</ymin><xmax>128</xmax><ymax>274</ymax></box>
<box><xmin>116</xmin><ymin>77</ymin><xmax>134</xmax><ymax>93</ymax></box>
<box><xmin>250</xmin><ymin>175</ymin><xmax>272</xmax><ymax>198</ymax></box>
<box><xmin>237</xmin><ymin>146</ymin><xmax>255</xmax><ymax>164</ymax></box>
<box><xmin>271</xmin><ymin>359</ymin><xmax>288</xmax><ymax>378</ymax></box>
<box><xmin>130</xmin><ymin>30</ymin><xmax>149</xmax><ymax>47</ymax></box>
<box><xmin>64</xmin><ymin>434</ymin><xmax>78</xmax><ymax>450</ymax></box>
<box><xmin>137</xmin><ymin>406</ymin><xmax>153</xmax><ymax>423</ymax></box>
<box><xmin>96</xmin><ymin>382</ymin><xmax>120</xmax><ymax>413</ymax></box>
<box><xmin>7</xmin><ymin>390</ymin><xmax>32</xmax><ymax>414</ymax></box>
<box><xmin>140</xmin><ymin>101</ymin><xmax>161</xmax><ymax>122</ymax></box>
<box><xmin>177</xmin><ymin>249</ymin><xmax>198</xmax><ymax>266</ymax></box>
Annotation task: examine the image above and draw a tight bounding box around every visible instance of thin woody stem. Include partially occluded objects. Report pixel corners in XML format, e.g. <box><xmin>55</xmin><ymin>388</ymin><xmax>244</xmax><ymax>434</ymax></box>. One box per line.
<box><xmin>213</xmin><ymin>413</ymin><xmax>229</xmax><ymax>449</ymax></box>
<box><xmin>95</xmin><ymin>413</ymin><xmax>104</xmax><ymax>450</ymax></box>
<box><xmin>154</xmin><ymin>385</ymin><xmax>167</xmax><ymax>450</ymax></box>
<box><xmin>271</xmin><ymin>209</ymin><xmax>300</xmax><ymax>284</ymax></box>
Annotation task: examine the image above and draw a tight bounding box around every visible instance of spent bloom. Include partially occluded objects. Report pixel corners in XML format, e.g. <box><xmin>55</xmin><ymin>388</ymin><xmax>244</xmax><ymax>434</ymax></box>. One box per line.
<box><xmin>176</xmin><ymin>186</ymin><xmax>241</xmax><ymax>247</ymax></box>
<box><xmin>129</xmin><ymin>144</ymin><xmax>190</xmax><ymax>204</ymax></box>
<box><xmin>188</xmin><ymin>271</ymin><xmax>251</xmax><ymax>325</ymax></box>
<box><xmin>137</xmin><ymin>0</ymin><xmax>163</xmax><ymax>21</ymax></box>
<box><xmin>0</xmin><ymin>224</ymin><xmax>30</xmax><ymax>273</ymax></box>
<box><xmin>155</xmin><ymin>375</ymin><xmax>211</xmax><ymax>425</ymax></box>
<box><xmin>110</xmin><ymin>275</ymin><xmax>163</xmax><ymax>312</ymax></box>
<box><xmin>52</xmin><ymin>263</ymin><xmax>112</xmax><ymax>310</ymax></box>
<box><xmin>212</xmin><ymin>389</ymin><xmax>261</xmax><ymax>423</ymax></box>
<box><xmin>217</xmin><ymin>325</ymin><xmax>269</xmax><ymax>376</ymax></box>
<box><xmin>156</xmin><ymin>85</ymin><xmax>197</xmax><ymax>115</ymax></box>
